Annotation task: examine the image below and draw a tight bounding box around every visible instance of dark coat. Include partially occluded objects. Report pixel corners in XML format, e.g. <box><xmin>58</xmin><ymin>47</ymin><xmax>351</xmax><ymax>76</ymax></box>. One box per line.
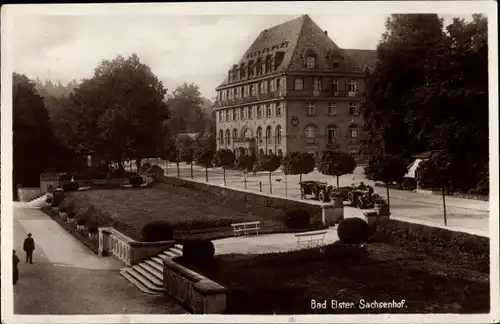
<box><xmin>23</xmin><ymin>237</ymin><xmax>35</xmax><ymax>252</ymax></box>
<box><xmin>13</xmin><ymin>254</ymin><xmax>20</xmax><ymax>284</ymax></box>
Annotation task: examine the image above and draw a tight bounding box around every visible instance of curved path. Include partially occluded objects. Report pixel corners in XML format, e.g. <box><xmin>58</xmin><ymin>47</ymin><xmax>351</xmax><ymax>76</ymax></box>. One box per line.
<box><xmin>13</xmin><ymin>202</ymin><xmax>186</xmax><ymax>315</ymax></box>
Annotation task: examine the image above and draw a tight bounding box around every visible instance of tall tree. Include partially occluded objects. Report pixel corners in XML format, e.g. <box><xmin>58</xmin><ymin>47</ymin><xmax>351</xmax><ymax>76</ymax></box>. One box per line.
<box><xmin>57</xmin><ymin>54</ymin><xmax>170</xmax><ymax>169</ymax></box>
<box><xmin>362</xmin><ymin>14</ymin><xmax>445</xmax><ymax>159</ymax></box>
<box><xmin>317</xmin><ymin>151</ymin><xmax>356</xmax><ymax>189</ymax></box>
<box><xmin>167</xmin><ymin>83</ymin><xmax>207</xmax><ymax>137</ymax></box>
<box><xmin>213</xmin><ymin>149</ymin><xmax>236</xmax><ymax>186</ymax></box>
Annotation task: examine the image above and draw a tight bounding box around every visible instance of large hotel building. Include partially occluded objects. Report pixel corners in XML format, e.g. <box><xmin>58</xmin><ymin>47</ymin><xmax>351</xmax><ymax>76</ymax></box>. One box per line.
<box><xmin>214</xmin><ymin>15</ymin><xmax>376</xmax><ymax>163</ymax></box>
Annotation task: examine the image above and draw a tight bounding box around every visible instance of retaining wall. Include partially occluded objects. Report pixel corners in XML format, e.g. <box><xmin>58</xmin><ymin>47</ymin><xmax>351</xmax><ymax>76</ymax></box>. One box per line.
<box><xmin>17</xmin><ymin>187</ymin><xmax>42</xmax><ymax>202</ymax></box>
<box><xmin>163</xmin><ymin>258</ymin><xmax>227</xmax><ymax>314</ymax></box>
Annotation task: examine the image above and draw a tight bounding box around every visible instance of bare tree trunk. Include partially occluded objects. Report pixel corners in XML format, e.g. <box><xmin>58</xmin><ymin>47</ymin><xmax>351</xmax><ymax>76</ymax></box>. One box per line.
<box><xmin>190</xmin><ymin>163</ymin><xmax>193</xmax><ymax>179</ymax></box>
<box><xmin>223</xmin><ymin>167</ymin><xmax>226</xmax><ymax>186</ymax></box>
<box><xmin>205</xmin><ymin>164</ymin><xmax>209</xmax><ymax>182</ymax></box>
<box><xmin>285</xmin><ymin>174</ymin><xmax>287</xmax><ymax>197</ymax></box>
<box><xmin>269</xmin><ymin>171</ymin><xmax>272</xmax><ymax>194</ymax></box>
<box><xmin>442</xmin><ymin>187</ymin><xmax>448</xmax><ymax>226</ymax></box>
<box><xmin>299</xmin><ymin>173</ymin><xmax>303</xmax><ymax>198</ymax></box>
<box><xmin>176</xmin><ymin>162</ymin><xmax>180</xmax><ymax>177</ymax></box>
<box><xmin>386</xmin><ymin>182</ymin><xmax>391</xmax><ymax>211</ymax></box>
<box><xmin>336</xmin><ymin>175</ymin><xmax>339</xmax><ymax>189</ymax></box>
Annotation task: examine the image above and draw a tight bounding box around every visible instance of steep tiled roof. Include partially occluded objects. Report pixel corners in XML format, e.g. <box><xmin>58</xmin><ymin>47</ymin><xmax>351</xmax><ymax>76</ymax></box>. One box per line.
<box><xmin>343</xmin><ymin>49</ymin><xmax>377</xmax><ymax>71</ymax></box>
<box><xmin>217</xmin><ymin>15</ymin><xmax>378</xmax><ymax>88</ymax></box>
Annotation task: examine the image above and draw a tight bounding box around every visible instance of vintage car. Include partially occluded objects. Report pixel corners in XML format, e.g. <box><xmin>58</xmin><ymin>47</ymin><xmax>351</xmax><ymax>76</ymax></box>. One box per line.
<box><xmin>300</xmin><ymin>181</ymin><xmax>380</xmax><ymax>208</ymax></box>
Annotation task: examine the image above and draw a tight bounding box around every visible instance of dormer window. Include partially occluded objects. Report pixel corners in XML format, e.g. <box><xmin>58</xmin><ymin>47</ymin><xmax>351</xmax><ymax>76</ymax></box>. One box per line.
<box><xmin>306</xmin><ymin>56</ymin><xmax>316</xmax><ymax>69</ymax></box>
<box><xmin>332</xmin><ymin>60</ymin><xmax>341</xmax><ymax>69</ymax></box>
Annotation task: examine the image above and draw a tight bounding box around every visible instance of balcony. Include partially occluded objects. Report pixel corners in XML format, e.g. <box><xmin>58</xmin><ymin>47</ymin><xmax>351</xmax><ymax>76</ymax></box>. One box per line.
<box><xmin>214</xmin><ymin>91</ymin><xmax>282</xmax><ymax>108</ymax></box>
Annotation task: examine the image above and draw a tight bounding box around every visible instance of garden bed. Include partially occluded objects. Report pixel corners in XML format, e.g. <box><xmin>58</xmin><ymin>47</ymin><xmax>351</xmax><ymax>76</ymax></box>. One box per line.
<box><xmin>180</xmin><ymin>240</ymin><xmax>490</xmax><ymax>314</ymax></box>
<box><xmin>60</xmin><ymin>183</ymin><xmax>314</xmax><ymax>241</ymax></box>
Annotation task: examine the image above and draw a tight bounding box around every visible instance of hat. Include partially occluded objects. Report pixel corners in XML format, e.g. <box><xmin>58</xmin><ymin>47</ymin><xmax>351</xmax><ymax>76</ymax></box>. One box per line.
<box><xmin>27</xmin><ymin>233</ymin><xmax>32</xmax><ymax>237</ymax></box>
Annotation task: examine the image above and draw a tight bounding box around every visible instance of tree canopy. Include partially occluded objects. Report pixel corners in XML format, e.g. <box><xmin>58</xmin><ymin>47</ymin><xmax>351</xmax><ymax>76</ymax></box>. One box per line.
<box><xmin>317</xmin><ymin>151</ymin><xmax>356</xmax><ymax>188</ymax></box>
<box><xmin>362</xmin><ymin>14</ymin><xmax>488</xmax><ymax>194</ymax></box>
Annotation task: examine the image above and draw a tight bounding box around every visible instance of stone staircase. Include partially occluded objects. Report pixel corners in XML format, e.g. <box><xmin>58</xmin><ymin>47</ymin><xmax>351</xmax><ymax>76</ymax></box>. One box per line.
<box><xmin>120</xmin><ymin>244</ymin><xmax>183</xmax><ymax>295</ymax></box>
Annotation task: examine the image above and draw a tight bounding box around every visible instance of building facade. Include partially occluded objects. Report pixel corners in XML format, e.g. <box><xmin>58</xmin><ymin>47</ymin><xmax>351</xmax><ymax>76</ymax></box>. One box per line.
<box><xmin>214</xmin><ymin>15</ymin><xmax>376</xmax><ymax>163</ymax></box>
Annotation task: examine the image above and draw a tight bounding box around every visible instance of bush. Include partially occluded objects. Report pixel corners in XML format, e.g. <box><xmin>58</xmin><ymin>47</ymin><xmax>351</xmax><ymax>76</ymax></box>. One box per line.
<box><xmin>129</xmin><ymin>175</ymin><xmax>143</xmax><ymax>188</ymax></box>
<box><xmin>337</xmin><ymin>217</ymin><xmax>371</xmax><ymax>245</ymax></box>
<box><xmin>141</xmin><ymin>220</ymin><xmax>174</xmax><ymax>242</ymax></box>
<box><xmin>62</xmin><ymin>181</ymin><xmax>80</xmax><ymax>192</ymax></box>
<box><xmin>67</xmin><ymin>212</ymin><xmax>76</xmax><ymax>219</ymax></box>
<box><xmin>88</xmin><ymin>226</ymin><xmax>98</xmax><ymax>234</ymax></box>
<box><xmin>52</xmin><ymin>189</ymin><xmax>65</xmax><ymax>207</ymax></box>
<box><xmin>284</xmin><ymin>209</ymin><xmax>311</xmax><ymax>229</ymax></box>
<box><xmin>77</xmin><ymin>218</ymin><xmax>86</xmax><ymax>226</ymax></box>
<box><xmin>182</xmin><ymin>239</ymin><xmax>215</xmax><ymax>264</ymax></box>
<box><xmin>59</xmin><ymin>206</ymin><xmax>67</xmax><ymax>213</ymax></box>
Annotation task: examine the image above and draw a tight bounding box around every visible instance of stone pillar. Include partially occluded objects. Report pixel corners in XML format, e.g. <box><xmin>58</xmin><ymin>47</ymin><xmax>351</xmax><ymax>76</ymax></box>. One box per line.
<box><xmin>322</xmin><ymin>202</ymin><xmax>344</xmax><ymax>226</ymax></box>
<box><xmin>98</xmin><ymin>228</ymin><xmax>110</xmax><ymax>257</ymax></box>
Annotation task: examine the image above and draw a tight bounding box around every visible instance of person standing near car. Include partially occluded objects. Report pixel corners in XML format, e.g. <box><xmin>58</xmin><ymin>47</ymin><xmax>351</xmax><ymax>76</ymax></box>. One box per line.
<box><xmin>23</xmin><ymin>233</ymin><xmax>35</xmax><ymax>264</ymax></box>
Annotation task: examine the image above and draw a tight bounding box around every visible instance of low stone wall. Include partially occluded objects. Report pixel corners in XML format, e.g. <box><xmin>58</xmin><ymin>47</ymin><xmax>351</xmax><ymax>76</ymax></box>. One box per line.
<box><xmin>375</xmin><ymin>218</ymin><xmax>489</xmax><ymax>256</ymax></box>
<box><xmin>98</xmin><ymin>227</ymin><xmax>175</xmax><ymax>265</ymax></box>
<box><xmin>64</xmin><ymin>178</ymin><xmax>130</xmax><ymax>188</ymax></box>
<box><xmin>163</xmin><ymin>258</ymin><xmax>227</xmax><ymax>314</ymax></box>
<box><xmin>163</xmin><ymin>176</ymin><xmax>343</xmax><ymax>226</ymax></box>
<box><xmin>18</xmin><ymin>187</ymin><xmax>42</xmax><ymax>202</ymax></box>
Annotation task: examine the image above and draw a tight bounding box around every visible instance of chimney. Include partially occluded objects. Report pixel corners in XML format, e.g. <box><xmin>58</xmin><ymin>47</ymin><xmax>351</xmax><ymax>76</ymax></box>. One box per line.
<box><xmin>325</xmin><ymin>30</ymin><xmax>328</xmax><ymax>35</ymax></box>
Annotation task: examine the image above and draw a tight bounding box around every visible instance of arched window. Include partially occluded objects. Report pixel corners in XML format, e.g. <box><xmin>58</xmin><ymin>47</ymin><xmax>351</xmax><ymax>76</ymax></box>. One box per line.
<box><xmin>275</xmin><ymin>125</ymin><xmax>282</xmax><ymax>145</ymax></box>
<box><xmin>348</xmin><ymin>124</ymin><xmax>358</xmax><ymax>138</ymax></box>
<box><xmin>225</xmin><ymin>129</ymin><xmax>231</xmax><ymax>145</ymax></box>
<box><xmin>268</xmin><ymin>149</ymin><xmax>273</xmax><ymax>155</ymax></box>
<box><xmin>232</xmin><ymin>128</ymin><xmax>238</xmax><ymax>141</ymax></box>
<box><xmin>245</xmin><ymin>148</ymin><xmax>249</xmax><ymax>156</ymax></box>
<box><xmin>244</xmin><ymin>127</ymin><xmax>252</xmax><ymax>139</ymax></box>
<box><xmin>256</xmin><ymin>127</ymin><xmax>263</xmax><ymax>144</ymax></box>
<box><xmin>304</xmin><ymin>125</ymin><xmax>316</xmax><ymax>144</ymax></box>
<box><xmin>327</xmin><ymin>125</ymin><xmax>338</xmax><ymax>144</ymax></box>
<box><xmin>265</xmin><ymin>126</ymin><xmax>273</xmax><ymax>144</ymax></box>
<box><xmin>219</xmin><ymin>129</ymin><xmax>224</xmax><ymax>145</ymax></box>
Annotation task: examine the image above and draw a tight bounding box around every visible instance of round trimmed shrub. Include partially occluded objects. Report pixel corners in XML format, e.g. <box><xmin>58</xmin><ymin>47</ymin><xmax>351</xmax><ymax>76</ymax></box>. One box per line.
<box><xmin>129</xmin><ymin>175</ymin><xmax>143</xmax><ymax>188</ymax></box>
<box><xmin>62</xmin><ymin>182</ymin><xmax>80</xmax><ymax>192</ymax></box>
<box><xmin>182</xmin><ymin>240</ymin><xmax>215</xmax><ymax>264</ymax></box>
<box><xmin>337</xmin><ymin>217</ymin><xmax>371</xmax><ymax>245</ymax></box>
<box><xmin>284</xmin><ymin>208</ymin><xmax>310</xmax><ymax>229</ymax></box>
<box><xmin>141</xmin><ymin>220</ymin><xmax>174</xmax><ymax>242</ymax></box>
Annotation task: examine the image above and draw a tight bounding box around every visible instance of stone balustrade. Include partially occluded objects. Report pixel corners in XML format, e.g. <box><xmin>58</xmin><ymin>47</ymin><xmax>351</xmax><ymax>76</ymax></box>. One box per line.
<box><xmin>163</xmin><ymin>258</ymin><xmax>227</xmax><ymax>314</ymax></box>
<box><xmin>98</xmin><ymin>227</ymin><xmax>175</xmax><ymax>266</ymax></box>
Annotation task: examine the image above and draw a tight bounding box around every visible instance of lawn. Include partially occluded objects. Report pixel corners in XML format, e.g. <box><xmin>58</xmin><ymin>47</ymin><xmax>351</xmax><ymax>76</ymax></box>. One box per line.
<box><xmin>65</xmin><ymin>183</ymin><xmax>297</xmax><ymax>241</ymax></box>
<box><xmin>178</xmin><ymin>239</ymin><xmax>490</xmax><ymax>314</ymax></box>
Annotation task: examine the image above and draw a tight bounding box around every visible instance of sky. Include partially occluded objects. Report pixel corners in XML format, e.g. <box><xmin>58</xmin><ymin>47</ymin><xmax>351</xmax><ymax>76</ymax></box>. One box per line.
<box><xmin>9</xmin><ymin>7</ymin><xmax>475</xmax><ymax>99</ymax></box>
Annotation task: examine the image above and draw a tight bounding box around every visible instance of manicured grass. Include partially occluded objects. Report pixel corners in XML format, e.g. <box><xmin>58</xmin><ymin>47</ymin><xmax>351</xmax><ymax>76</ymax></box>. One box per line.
<box><xmin>181</xmin><ymin>240</ymin><xmax>490</xmax><ymax>314</ymax></box>
<box><xmin>65</xmin><ymin>183</ymin><xmax>298</xmax><ymax>241</ymax></box>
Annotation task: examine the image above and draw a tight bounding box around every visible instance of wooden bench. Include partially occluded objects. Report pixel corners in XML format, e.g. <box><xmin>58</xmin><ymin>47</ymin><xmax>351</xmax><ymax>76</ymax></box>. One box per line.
<box><xmin>295</xmin><ymin>230</ymin><xmax>327</xmax><ymax>248</ymax></box>
<box><xmin>231</xmin><ymin>221</ymin><xmax>260</xmax><ymax>236</ymax></box>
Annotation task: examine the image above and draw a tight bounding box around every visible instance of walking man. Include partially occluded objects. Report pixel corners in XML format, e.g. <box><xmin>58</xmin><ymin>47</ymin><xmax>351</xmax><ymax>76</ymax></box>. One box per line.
<box><xmin>13</xmin><ymin>250</ymin><xmax>20</xmax><ymax>285</ymax></box>
<box><xmin>23</xmin><ymin>233</ymin><xmax>35</xmax><ymax>264</ymax></box>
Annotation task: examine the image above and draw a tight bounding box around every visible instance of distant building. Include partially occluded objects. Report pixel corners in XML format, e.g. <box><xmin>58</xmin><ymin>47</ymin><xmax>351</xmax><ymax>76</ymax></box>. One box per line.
<box><xmin>214</xmin><ymin>14</ymin><xmax>376</xmax><ymax>163</ymax></box>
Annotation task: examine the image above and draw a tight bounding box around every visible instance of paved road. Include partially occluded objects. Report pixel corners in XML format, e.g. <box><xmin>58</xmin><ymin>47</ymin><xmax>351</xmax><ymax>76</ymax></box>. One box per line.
<box><xmin>162</xmin><ymin>163</ymin><xmax>489</xmax><ymax>237</ymax></box>
<box><xmin>12</xmin><ymin>202</ymin><xmax>187</xmax><ymax>315</ymax></box>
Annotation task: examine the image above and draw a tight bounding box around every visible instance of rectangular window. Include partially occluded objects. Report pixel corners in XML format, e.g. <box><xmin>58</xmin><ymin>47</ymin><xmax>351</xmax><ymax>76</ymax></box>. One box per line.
<box><xmin>248</xmin><ymin>106</ymin><xmax>253</xmax><ymax>119</ymax></box>
<box><xmin>225</xmin><ymin>110</ymin><xmax>230</xmax><ymax>121</ymax></box>
<box><xmin>332</xmin><ymin>79</ymin><xmax>339</xmax><ymax>92</ymax></box>
<box><xmin>240</xmin><ymin>107</ymin><xmax>245</xmax><ymax>120</ymax></box>
<box><xmin>276</xmin><ymin>102</ymin><xmax>282</xmax><ymax>116</ymax></box>
<box><xmin>233</xmin><ymin>109</ymin><xmax>238</xmax><ymax>121</ymax></box>
<box><xmin>260</xmin><ymin>82</ymin><xmax>264</xmax><ymax>94</ymax></box>
<box><xmin>313</xmin><ymin>77</ymin><xmax>322</xmax><ymax>91</ymax></box>
<box><xmin>332</xmin><ymin>61</ymin><xmax>341</xmax><ymax>69</ymax></box>
<box><xmin>350</xmin><ymin>128</ymin><xmax>358</xmax><ymax>138</ymax></box>
<box><xmin>328</xmin><ymin>102</ymin><xmax>337</xmax><ymax>116</ymax></box>
<box><xmin>349</xmin><ymin>103</ymin><xmax>358</xmax><ymax>115</ymax></box>
<box><xmin>269</xmin><ymin>79</ymin><xmax>274</xmax><ymax>92</ymax></box>
<box><xmin>348</xmin><ymin>80</ymin><xmax>358</xmax><ymax>92</ymax></box>
<box><xmin>266</xmin><ymin>104</ymin><xmax>272</xmax><ymax>117</ymax></box>
<box><xmin>263</xmin><ymin>81</ymin><xmax>268</xmax><ymax>94</ymax></box>
<box><xmin>218</xmin><ymin>111</ymin><xmax>223</xmax><ymax>122</ymax></box>
<box><xmin>235</xmin><ymin>87</ymin><xmax>240</xmax><ymax>99</ymax></box>
<box><xmin>257</xmin><ymin>105</ymin><xmax>263</xmax><ymax>118</ymax></box>
<box><xmin>276</xmin><ymin>78</ymin><xmax>282</xmax><ymax>91</ymax></box>
<box><xmin>306</xmin><ymin>102</ymin><xmax>315</xmax><ymax>116</ymax></box>
<box><xmin>295</xmin><ymin>78</ymin><xmax>304</xmax><ymax>91</ymax></box>
<box><xmin>306</xmin><ymin>56</ymin><xmax>316</xmax><ymax>68</ymax></box>
<box><xmin>218</xmin><ymin>92</ymin><xmax>222</xmax><ymax>102</ymax></box>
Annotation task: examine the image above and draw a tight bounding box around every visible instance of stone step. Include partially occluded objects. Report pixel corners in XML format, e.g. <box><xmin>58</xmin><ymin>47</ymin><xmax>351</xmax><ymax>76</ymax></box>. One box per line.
<box><xmin>157</xmin><ymin>254</ymin><xmax>171</xmax><ymax>263</ymax></box>
<box><xmin>138</xmin><ymin>262</ymin><xmax>163</xmax><ymax>282</ymax></box>
<box><xmin>132</xmin><ymin>265</ymin><xmax>164</xmax><ymax>288</ymax></box>
<box><xmin>170</xmin><ymin>247</ymin><xmax>183</xmax><ymax>256</ymax></box>
<box><xmin>145</xmin><ymin>259</ymin><xmax>164</xmax><ymax>273</ymax></box>
<box><xmin>125</xmin><ymin>267</ymin><xmax>163</xmax><ymax>292</ymax></box>
<box><xmin>163</xmin><ymin>250</ymin><xmax>180</xmax><ymax>258</ymax></box>
<box><xmin>120</xmin><ymin>269</ymin><xmax>162</xmax><ymax>295</ymax></box>
<box><xmin>151</xmin><ymin>256</ymin><xmax>164</xmax><ymax>266</ymax></box>
<box><xmin>174</xmin><ymin>244</ymin><xmax>183</xmax><ymax>250</ymax></box>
